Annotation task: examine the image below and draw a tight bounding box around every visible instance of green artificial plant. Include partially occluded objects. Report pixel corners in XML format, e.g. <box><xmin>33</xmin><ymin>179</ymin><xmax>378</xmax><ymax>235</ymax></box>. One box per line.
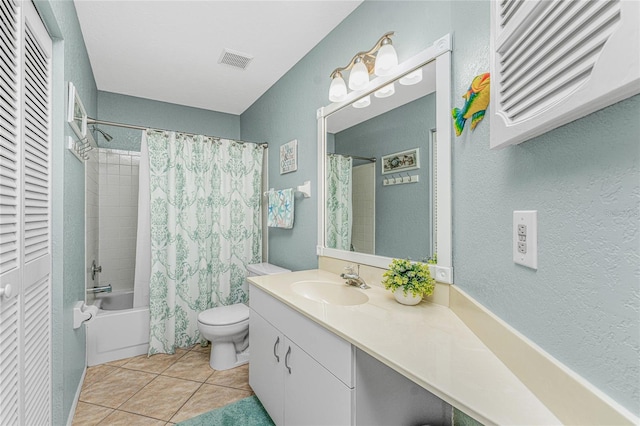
<box><xmin>381</xmin><ymin>258</ymin><xmax>435</xmax><ymax>298</ymax></box>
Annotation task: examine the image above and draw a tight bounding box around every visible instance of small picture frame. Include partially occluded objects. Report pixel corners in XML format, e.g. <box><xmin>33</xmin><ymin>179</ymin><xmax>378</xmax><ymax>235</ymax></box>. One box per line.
<box><xmin>67</xmin><ymin>82</ymin><xmax>87</xmax><ymax>139</ymax></box>
<box><xmin>381</xmin><ymin>148</ymin><xmax>420</xmax><ymax>175</ymax></box>
<box><xmin>280</xmin><ymin>139</ymin><xmax>298</xmax><ymax>174</ymax></box>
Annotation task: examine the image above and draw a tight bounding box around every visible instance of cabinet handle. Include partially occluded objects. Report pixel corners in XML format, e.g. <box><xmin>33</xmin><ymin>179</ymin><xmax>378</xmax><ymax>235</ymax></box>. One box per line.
<box><xmin>285</xmin><ymin>346</ymin><xmax>292</xmax><ymax>374</ymax></box>
<box><xmin>273</xmin><ymin>336</ymin><xmax>280</xmax><ymax>362</ymax></box>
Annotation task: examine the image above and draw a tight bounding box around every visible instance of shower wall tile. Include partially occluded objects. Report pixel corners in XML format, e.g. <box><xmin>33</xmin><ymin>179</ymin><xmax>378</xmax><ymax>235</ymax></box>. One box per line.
<box><xmin>86</xmin><ymin>147</ymin><xmax>100</xmax><ymax>304</ymax></box>
<box><xmin>98</xmin><ymin>148</ymin><xmax>140</xmax><ymax>293</ymax></box>
<box><xmin>352</xmin><ymin>163</ymin><xmax>375</xmax><ymax>255</ymax></box>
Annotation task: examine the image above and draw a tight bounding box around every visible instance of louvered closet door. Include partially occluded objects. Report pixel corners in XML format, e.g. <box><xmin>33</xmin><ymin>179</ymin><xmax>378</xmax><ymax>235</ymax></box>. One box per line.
<box><xmin>0</xmin><ymin>0</ymin><xmax>52</xmax><ymax>424</ymax></box>
<box><xmin>0</xmin><ymin>0</ymin><xmax>22</xmax><ymax>422</ymax></box>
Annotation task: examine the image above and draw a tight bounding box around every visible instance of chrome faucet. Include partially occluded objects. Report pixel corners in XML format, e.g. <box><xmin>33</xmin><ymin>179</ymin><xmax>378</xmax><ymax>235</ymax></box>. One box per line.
<box><xmin>340</xmin><ymin>265</ymin><xmax>370</xmax><ymax>289</ymax></box>
<box><xmin>87</xmin><ymin>284</ymin><xmax>112</xmax><ymax>294</ymax></box>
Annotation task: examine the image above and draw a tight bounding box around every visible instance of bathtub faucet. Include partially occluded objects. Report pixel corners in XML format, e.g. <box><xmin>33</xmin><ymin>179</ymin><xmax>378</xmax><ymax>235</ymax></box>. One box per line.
<box><xmin>87</xmin><ymin>284</ymin><xmax>112</xmax><ymax>294</ymax></box>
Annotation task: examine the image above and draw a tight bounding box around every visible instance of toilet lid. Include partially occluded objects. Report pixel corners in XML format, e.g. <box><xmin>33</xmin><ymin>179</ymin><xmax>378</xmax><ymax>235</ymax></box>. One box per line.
<box><xmin>198</xmin><ymin>304</ymin><xmax>249</xmax><ymax>326</ymax></box>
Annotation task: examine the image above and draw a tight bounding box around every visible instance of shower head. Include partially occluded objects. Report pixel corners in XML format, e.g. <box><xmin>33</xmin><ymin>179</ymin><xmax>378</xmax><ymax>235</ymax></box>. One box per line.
<box><xmin>91</xmin><ymin>125</ymin><xmax>113</xmax><ymax>142</ymax></box>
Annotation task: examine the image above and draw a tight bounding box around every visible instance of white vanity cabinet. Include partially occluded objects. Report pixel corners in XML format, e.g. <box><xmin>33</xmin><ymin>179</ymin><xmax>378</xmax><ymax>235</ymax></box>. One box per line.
<box><xmin>249</xmin><ymin>284</ymin><xmax>355</xmax><ymax>426</ymax></box>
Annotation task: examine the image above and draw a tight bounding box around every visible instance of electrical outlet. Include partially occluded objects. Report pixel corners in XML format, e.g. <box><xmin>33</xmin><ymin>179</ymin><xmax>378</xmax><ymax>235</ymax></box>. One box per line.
<box><xmin>513</xmin><ymin>211</ymin><xmax>537</xmax><ymax>269</ymax></box>
<box><xmin>517</xmin><ymin>241</ymin><xmax>527</xmax><ymax>254</ymax></box>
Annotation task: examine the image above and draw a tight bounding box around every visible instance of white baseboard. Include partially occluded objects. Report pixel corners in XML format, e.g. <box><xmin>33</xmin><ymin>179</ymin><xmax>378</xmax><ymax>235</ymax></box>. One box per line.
<box><xmin>66</xmin><ymin>365</ymin><xmax>87</xmax><ymax>426</ymax></box>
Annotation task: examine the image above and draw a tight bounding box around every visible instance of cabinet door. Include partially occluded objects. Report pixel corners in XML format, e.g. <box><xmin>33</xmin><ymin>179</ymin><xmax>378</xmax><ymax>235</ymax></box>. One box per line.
<box><xmin>249</xmin><ymin>310</ymin><xmax>284</xmax><ymax>426</ymax></box>
<box><xmin>284</xmin><ymin>338</ymin><xmax>354</xmax><ymax>426</ymax></box>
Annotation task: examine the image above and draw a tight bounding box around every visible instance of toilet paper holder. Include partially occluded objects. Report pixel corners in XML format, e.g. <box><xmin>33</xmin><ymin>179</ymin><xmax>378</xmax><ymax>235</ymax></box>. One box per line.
<box><xmin>73</xmin><ymin>301</ymin><xmax>98</xmax><ymax>329</ymax></box>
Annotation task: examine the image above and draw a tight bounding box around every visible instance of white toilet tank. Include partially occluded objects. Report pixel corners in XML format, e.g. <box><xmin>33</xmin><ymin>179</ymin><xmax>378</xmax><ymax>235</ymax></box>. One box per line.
<box><xmin>246</xmin><ymin>262</ymin><xmax>290</xmax><ymax>278</ymax></box>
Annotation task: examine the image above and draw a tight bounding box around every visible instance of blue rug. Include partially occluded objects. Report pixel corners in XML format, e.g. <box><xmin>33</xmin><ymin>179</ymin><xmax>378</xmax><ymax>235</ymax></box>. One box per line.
<box><xmin>177</xmin><ymin>395</ymin><xmax>275</xmax><ymax>426</ymax></box>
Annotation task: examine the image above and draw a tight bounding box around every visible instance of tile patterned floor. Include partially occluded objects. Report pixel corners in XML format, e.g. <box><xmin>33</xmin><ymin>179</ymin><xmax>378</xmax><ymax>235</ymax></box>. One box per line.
<box><xmin>73</xmin><ymin>345</ymin><xmax>253</xmax><ymax>425</ymax></box>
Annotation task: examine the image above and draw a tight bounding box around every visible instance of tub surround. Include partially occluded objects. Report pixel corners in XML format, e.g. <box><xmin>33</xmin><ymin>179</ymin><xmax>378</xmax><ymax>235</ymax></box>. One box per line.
<box><xmin>248</xmin><ymin>269</ymin><xmax>560</xmax><ymax>425</ymax></box>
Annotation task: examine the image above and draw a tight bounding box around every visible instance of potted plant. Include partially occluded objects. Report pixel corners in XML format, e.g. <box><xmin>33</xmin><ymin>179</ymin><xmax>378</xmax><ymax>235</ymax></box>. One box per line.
<box><xmin>381</xmin><ymin>258</ymin><xmax>435</xmax><ymax>305</ymax></box>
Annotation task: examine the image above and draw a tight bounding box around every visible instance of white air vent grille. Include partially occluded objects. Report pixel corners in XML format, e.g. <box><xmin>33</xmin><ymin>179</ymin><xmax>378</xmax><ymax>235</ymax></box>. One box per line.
<box><xmin>490</xmin><ymin>0</ymin><xmax>640</xmax><ymax>149</ymax></box>
<box><xmin>500</xmin><ymin>0</ymin><xmax>525</xmax><ymax>28</ymax></box>
<box><xmin>498</xmin><ymin>0</ymin><xmax>621</xmax><ymax>122</ymax></box>
<box><xmin>218</xmin><ymin>48</ymin><xmax>253</xmax><ymax>70</ymax></box>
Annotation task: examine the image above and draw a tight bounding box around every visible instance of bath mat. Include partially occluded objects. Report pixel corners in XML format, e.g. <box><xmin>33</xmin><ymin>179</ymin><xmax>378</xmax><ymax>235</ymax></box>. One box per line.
<box><xmin>177</xmin><ymin>395</ymin><xmax>274</xmax><ymax>426</ymax></box>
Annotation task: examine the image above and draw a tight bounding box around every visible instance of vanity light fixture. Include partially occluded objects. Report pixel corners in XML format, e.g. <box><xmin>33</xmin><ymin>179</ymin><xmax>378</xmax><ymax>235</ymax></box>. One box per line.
<box><xmin>399</xmin><ymin>68</ymin><xmax>423</xmax><ymax>86</ymax></box>
<box><xmin>374</xmin><ymin>82</ymin><xmax>395</xmax><ymax>98</ymax></box>
<box><xmin>328</xmin><ymin>31</ymin><xmax>398</xmax><ymax>106</ymax></box>
<box><xmin>353</xmin><ymin>95</ymin><xmax>371</xmax><ymax>109</ymax></box>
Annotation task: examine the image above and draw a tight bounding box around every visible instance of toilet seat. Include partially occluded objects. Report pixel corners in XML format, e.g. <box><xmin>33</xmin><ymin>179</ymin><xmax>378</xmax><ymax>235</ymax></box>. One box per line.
<box><xmin>198</xmin><ymin>304</ymin><xmax>249</xmax><ymax>326</ymax></box>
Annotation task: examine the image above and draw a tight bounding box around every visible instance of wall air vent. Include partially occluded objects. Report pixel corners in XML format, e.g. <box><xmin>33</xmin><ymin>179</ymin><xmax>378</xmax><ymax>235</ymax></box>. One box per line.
<box><xmin>490</xmin><ymin>0</ymin><xmax>640</xmax><ymax>149</ymax></box>
<box><xmin>218</xmin><ymin>48</ymin><xmax>253</xmax><ymax>70</ymax></box>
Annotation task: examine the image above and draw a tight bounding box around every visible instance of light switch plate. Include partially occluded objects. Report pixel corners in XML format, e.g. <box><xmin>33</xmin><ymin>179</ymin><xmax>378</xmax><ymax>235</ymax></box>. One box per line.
<box><xmin>513</xmin><ymin>210</ymin><xmax>537</xmax><ymax>269</ymax></box>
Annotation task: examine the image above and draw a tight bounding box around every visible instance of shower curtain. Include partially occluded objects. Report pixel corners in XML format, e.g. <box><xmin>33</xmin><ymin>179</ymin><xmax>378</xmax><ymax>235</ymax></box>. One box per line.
<box><xmin>136</xmin><ymin>129</ymin><xmax>264</xmax><ymax>354</ymax></box>
<box><xmin>326</xmin><ymin>154</ymin><xmax>353</xmax><ymax>251</ymax></box>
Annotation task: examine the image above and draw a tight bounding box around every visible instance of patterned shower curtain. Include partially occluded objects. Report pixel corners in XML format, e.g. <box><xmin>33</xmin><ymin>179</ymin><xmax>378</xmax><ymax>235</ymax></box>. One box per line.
<box><xmin>326</xmin><ymin>154</ymin><xmax>353</xmax><ymax>251</ymax></box>
<box><xmin>146</xmin><ymin>130</ymin><xmax>264</xmax><ymax>354</ymax></box>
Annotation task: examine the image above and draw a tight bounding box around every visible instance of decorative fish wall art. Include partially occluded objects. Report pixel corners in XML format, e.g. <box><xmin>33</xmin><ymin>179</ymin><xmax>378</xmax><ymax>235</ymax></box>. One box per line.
<box><xmin>452</xmin><ymin>73</ymin><xmax>490</xmax><ymax>137</ymax></box>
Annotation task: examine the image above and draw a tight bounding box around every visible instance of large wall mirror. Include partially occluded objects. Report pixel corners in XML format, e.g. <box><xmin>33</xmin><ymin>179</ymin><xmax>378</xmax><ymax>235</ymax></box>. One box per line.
<box><xmin>317</xmin><ymin>34</ymin><xmax>453</xmax><ymax>283</ymax></box>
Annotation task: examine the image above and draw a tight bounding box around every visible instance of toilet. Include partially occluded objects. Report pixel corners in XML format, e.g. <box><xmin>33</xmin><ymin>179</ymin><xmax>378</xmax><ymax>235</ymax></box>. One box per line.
<box><xmin>197</xmin><ymin>262</ymin><xmax>290</xmax><ymax>370</ymax></box>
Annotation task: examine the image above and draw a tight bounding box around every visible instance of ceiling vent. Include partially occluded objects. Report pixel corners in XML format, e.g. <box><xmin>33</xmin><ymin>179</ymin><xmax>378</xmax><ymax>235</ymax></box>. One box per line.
<box><xmin>218</xmin><ymin>48</ymin><xmax>253</xmax><ymax>70</ymax></box>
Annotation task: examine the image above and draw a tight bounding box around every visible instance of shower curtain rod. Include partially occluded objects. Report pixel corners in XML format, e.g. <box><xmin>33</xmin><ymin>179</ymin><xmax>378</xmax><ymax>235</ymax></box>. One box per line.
<box><xmin>329</xmin><ymin>152</ymin><xmax>376</xmax><ymax>162</ymax></box>
<box><xmin>86</xmin><ymin>117</ymin><xmax>268</xmax><ymax>147</ymax></box>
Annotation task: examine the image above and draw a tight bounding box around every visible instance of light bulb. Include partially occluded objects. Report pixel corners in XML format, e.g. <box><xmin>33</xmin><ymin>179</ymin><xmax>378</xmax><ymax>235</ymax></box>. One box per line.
<box><xmin>353</xmin><ymin>95</ymin><xmax>371</xmax><ymax>109</ymax></box>
<box><xmin>399</xmin><ymin>68</ymin><xmax>423</xmax><ymax>86</ymax></box>
<box><xmin>374</xmin><ymin>82</ymin><xmax>395</xmax><ymax>98</ymax></box>
<box><xmin>329</xmin><ymin>74</ymin><xmax>347</xmax><ymax>102</ymax></box>
<box><xmin>349</xmin><ymin>58</ymin><xmax>369</xmax><ymax>91</ymax></box>
<box><xmin>374</xmin><ymin>42</ymin><xmax>398</xmax><ymax>76</ymax></box>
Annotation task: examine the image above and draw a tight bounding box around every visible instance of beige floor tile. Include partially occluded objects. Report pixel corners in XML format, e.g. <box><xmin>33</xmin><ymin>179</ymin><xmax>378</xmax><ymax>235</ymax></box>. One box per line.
<box><xmin>206</xmin><ymin>364</ymin><xmax>251</xmax><ymax>391</ymax></box>
<box><xmin>189</xmin><ymin>343</ymin><xmax>210</xmax><ymax>353</ymax></box>
<box><xmin>80</xmin><ymin>368</ymin><xmax>156</xmax><ymax>409</ymax></box>
<box><xmin>72</xmin><ymin>402</ymin><xmax>114</xmax><ymax>425</ymax></box>
<box><xmin>118</xmin><ymin>375</ymin><xmax>201</xmax><ymax>421</ymax></box>
<box><xmin>105</xmin><ymin>358</ymin><xmax>130</xmax><ymax>367</ymax></box>
<box><xmin>120</xmin><ymin>349</ymin><xmax>188</xmax><ymax>374</ymax></box>
<box><xmin>161</xmin><ymin>351</ymin><xmax>214</xmax><ymax>382</ymax></box>
<box><xmin>98</xmin><ymin>410</ymin><xmax>166</xmax><ymax>425</ymax></box>
<box><xmin>83</xmin><ymin>365</ymin><xmax>119</xmax><ymax>388</ymax></box>
<box><xmin>170</xmin><ymin>383</ymin><xmax>253</xmax><ymax>423</ymax></box>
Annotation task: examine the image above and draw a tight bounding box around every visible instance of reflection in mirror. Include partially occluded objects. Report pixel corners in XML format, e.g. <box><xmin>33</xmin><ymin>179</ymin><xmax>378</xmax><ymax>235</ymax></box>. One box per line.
<box><xmin>325</xmin><ymin>62</ymin><xmax>436</xmax><ymax>261</ymax></box>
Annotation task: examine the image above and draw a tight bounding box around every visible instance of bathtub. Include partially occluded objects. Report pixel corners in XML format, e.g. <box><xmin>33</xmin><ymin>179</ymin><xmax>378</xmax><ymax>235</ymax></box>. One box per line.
<box><xmin>86</xmin><ymin>290</ymin><xmax>150</xmax><ymax>366</ymax></box>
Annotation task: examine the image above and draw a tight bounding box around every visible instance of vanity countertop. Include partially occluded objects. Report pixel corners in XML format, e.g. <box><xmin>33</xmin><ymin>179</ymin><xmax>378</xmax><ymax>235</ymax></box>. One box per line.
<box><xmin>248</xmin><ymin>269</ymin><xmax>561</xmax><ymax>426</ymax></box>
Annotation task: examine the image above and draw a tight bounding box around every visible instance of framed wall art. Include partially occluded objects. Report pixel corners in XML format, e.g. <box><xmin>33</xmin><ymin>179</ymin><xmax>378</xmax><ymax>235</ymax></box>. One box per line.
<box><xmin>280</xmin><ymin>139</ymin><xmax>298</xmax><ymax>174</ymax></box>
<box><xmin>381</xmin><ymin>148</ymin><xmax>420</xmax><ymax>175</ymax></box>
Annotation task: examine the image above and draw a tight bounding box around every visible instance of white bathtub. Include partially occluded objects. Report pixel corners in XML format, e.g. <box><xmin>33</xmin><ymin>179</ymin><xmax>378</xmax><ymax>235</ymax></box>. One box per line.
<box><xmin>86</xmin><ymin>290</ymin><xmax>149</xmax><ymax>366</ymax></box>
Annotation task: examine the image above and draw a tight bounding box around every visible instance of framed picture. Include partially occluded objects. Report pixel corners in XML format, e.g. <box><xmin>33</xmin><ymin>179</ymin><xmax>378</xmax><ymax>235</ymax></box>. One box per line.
<box><xmin>381</xmin><ymin>148</ymin><xmax>420</xmax><ymax>174</ymax></box>
<box><xmin>67</xmin><ymin>82</ymin><xmax>87</xmax><ymax>139</ymax></box>
<box><xmin>280</xmin><ymin>139</ymin><xmax>298</xmax><ymax>174</ymax></box>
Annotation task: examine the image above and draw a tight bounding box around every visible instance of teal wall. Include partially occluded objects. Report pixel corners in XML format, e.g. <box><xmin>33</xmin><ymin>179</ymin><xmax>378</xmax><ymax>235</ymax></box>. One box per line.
<box><xmin>34</xmin><ymin>0</ymin><xmax>97</xmax><ymax>424</ymax></box>
<box><xmin>96</xmin><ymin>91</ymin><xmax>241</xmax><ymax>152</ymax></box>
<box><xmin>241</xmin><ymin>0</ymin><xmax>639</xmax><ymax>417</ymax></box>
<box><xmin>334</xmin><ymin>94</ymin><xmax>436</xmax><ymax>259</ymax></box>
<box><xmin>241</xmin><ymin>1</ymin><xmax>451</xmax><ymax>272</ymax></box>
<box><xmin>450</xmin><ymin>1</ymin><xmax>639</xmax><ymax>417</ymax></box>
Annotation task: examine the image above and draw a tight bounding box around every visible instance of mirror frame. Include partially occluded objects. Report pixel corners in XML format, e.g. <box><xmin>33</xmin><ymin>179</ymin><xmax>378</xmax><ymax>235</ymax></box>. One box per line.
<box><xmin>317</xmin><ymin>34</ymin><xmax>453</xmax><ymax>284</ymax></box>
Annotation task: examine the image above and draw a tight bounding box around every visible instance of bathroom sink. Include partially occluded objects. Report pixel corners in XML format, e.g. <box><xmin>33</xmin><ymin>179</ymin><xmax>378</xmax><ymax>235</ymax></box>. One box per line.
<box><xmin>292</xmin><ymin>281</ymin><xmax>369</xmax><ymax>306</ymax></box>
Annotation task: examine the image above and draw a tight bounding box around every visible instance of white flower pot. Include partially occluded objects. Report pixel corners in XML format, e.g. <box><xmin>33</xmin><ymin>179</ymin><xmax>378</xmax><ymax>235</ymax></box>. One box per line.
<box><xmin>393</xmin><ymin>288</ymin><xmax>422</xmax><ymax>305</ymax></box>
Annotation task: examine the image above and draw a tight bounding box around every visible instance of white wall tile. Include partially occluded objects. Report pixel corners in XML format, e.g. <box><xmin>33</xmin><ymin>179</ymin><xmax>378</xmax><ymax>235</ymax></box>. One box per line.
<box><xmin>98</xmin><ymin>149</ymin><xmax>140</xmax><ymax>290</ymax></box>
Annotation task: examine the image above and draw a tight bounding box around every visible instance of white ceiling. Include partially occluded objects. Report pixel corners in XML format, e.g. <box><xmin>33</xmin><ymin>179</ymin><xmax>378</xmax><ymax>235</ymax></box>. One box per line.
<box><xmin>74</xmin><ymin>1</ymin><xmax>362</xmax><ymax>115</ymax></box>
